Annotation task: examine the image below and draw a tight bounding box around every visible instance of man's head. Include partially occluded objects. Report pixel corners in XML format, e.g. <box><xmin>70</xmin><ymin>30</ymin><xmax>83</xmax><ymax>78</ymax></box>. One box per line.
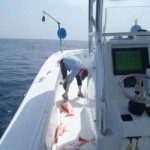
<box><xmin>80</xmin><ymin>68</ymin><xmax>88</xmax><ymax>80</ymax></box>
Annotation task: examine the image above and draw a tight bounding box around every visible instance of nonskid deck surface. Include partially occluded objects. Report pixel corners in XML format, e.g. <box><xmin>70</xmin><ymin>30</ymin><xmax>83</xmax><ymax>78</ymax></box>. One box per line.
<box><xmin>53</xmin><ymin>79</ymin><xmax>96</xmax><ymax>150</ymax></box>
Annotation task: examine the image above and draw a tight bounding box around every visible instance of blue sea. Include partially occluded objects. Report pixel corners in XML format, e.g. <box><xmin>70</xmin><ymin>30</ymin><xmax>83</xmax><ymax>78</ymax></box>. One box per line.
<box><xmin>0</xmin><ymin>38</ymin><xmax>88</xmax><ymax>138</ymax></box>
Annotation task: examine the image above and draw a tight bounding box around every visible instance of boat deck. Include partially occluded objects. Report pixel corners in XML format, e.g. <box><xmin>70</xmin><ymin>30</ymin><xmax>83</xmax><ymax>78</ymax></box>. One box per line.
<box><xmin>53</xmin><ymin>78</ymin><xmax>96</xmax><ymax>150</ymax></box>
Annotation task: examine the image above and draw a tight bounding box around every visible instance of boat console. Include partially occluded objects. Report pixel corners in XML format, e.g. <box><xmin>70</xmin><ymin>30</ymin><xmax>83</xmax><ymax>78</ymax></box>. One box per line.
<box><xmin>103</xmin><ymin>37</ymin><xmax>150</xmax><ymax>137</ymax></box>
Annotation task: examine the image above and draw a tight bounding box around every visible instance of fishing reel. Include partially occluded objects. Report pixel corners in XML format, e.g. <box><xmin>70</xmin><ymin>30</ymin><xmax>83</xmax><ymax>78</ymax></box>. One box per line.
<box><xmin>119</xmin><ymin>74</ymin><xmax>150</xmax><ymax>115</ymax></box>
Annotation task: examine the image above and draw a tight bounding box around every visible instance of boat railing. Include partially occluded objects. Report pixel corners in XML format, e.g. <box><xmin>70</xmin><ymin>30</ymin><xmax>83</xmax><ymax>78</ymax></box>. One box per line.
<box><xmin>89</xmin><ymin>0</ymin><xmax>108</xmax><ymax>135</ymax></box>
<box><xmin>89</xmin><ymin>0</ymin><xmax>128</xmax><ymax>135</ymax></box>
<box><xmin>89</xmin><ymin>31</ymin><xmax>150</xmax><ymax>37</ymax></box>
<box><xmin>103</xmin><ymin>31</ymin><xmax>150</xmax><ymax>37</ymax></box>
<box><xmin>103</xmin><ymin>32</ymin><xmax>150</xmax><ymax>41</ymax></box>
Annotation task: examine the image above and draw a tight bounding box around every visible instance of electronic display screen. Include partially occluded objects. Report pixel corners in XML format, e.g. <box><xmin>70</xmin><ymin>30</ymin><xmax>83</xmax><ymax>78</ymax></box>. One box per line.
<box><xmin>112</xmin><ymin>47</ymin><xmax>149</xmax><ymax>75</ymax></box>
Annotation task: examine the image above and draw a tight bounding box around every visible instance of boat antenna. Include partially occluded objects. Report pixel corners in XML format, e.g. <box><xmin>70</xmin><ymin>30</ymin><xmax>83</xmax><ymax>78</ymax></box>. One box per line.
<box><xmin>42</xmin><ymin>11</ymin><xmax>67</xmax><ymax>52</ymax></box>
<box><xmin>134</xmin><ymin>19</ymin><xmax>138</xmax><ymax>25</ymax></box>
<box><xmin>134</xmin><ymin>11</ymin><xmax>150</xmax><ymax>25</ymax></box>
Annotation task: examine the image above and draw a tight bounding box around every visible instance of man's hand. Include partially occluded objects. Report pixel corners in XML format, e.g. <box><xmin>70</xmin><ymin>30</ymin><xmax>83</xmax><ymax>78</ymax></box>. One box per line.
<box><xmin>62</xmin><ymin>92</ymin><xmax>68</xmax><ymax>100</ymax></box>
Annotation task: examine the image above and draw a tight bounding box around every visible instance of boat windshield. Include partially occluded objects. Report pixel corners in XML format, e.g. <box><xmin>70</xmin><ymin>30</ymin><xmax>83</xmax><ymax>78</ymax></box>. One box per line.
<box><xmin>103</xmin><ymin>5</ymin><xmax>150</xmax><ymax>34</ymax></box>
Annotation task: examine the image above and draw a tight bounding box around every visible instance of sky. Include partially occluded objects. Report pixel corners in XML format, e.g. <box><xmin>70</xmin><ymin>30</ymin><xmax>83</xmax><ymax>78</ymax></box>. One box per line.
<box><xmin>0</xmin><ymin>0</ymin><xmax>88</xmax><ymax>41</ymax></box>
<box><xmin>0</xmin><ymin>0</ymin><xmax>150</xmax><ymax>41</ymax></box>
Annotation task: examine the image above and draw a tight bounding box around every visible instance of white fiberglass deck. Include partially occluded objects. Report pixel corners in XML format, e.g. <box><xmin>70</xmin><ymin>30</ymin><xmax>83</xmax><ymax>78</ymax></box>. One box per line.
<box><xmin>53</xmin><ymin>78</ymin><xmax>96</xmax><ymax>150</ymax></box>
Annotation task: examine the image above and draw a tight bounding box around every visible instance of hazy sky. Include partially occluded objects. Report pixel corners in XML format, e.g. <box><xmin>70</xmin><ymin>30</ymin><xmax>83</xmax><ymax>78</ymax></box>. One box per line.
<box><xmin>0</xmin><ymin>0</ymin><xmax>150</xmax><ymax>41</ymax></box>
<box><xmin>0</xmin><ymin>0</ymin><xmax>88</xmax><ymax>41</ymax></box>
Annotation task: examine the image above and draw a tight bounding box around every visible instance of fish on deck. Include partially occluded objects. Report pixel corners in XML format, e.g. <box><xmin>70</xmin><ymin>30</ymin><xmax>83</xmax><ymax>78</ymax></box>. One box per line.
<box><xmin>54</xmin><ymin>122</ymin><xmax>66</xmax><ymax>144</ymax></box>
<box><xmin>60</xmin><ymin>101</ymin><xmax>75</xmax><ymax>117</ymax></box>
<box><xmin>59</xmin><ymin>136</ymin><xmax>89</xmax><ymax>150</ymax></box>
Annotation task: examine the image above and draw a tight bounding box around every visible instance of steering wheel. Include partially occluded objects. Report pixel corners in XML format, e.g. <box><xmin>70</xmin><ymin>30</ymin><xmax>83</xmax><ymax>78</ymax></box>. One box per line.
<box><xmin>119</xmin><ymin>74</ymin><xmax>150</xmax><ymax>102</ymax></box>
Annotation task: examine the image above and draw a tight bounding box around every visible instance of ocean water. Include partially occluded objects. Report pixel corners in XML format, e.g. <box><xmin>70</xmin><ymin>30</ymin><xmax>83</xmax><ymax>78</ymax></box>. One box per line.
<box><xmin>0</xmin><ymin>38</ymin><xmax>88</xmax><ymax>138</ymax></box>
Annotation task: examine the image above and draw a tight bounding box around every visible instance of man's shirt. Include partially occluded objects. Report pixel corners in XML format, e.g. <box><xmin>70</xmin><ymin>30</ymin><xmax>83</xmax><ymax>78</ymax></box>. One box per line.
<box><xmin>63</xmin><ymin>55</ymin><xmax>83</xmax><ymax>83</ymax></box>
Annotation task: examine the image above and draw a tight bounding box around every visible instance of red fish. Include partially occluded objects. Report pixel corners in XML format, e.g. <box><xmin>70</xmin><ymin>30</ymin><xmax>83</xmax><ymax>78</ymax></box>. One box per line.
<box><xmin>79</xmin><ymin>136</ymin><xmax>89</xmax><ymax>143</ymax></box>
<box><xmin>54</xmin><ymin>122</ymin><xmax>65</xmax><ymax>144</ymax></box>
<box><xmin>60</xmin><ymin>101</ymin><xmax>74</xmax><ymax>117</ymax></box>
<box><xmin>60</xmin><ymin>136</ymin><xmax>89</xmax><ymax>150</ymax></box>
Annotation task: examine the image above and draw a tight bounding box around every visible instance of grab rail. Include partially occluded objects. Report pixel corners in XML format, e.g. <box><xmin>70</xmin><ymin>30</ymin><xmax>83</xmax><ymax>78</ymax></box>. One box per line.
<box><xmin>89</xmin><ymin>0</ymin><xmax>109</xmax><ymax>135</ymax></box>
